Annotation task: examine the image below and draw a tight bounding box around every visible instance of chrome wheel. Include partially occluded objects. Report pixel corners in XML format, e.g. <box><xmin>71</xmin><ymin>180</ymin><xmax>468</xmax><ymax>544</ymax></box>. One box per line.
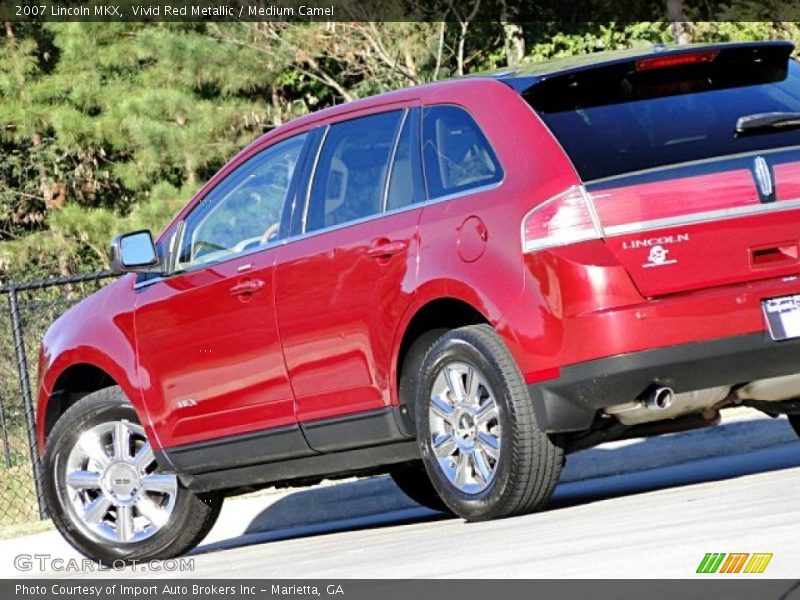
<box><xmin>64</xmin><ymin>420</ymin><xmax>177</xmax><ymax>543</ymax></box>
<box><xmin>428</xmin><ymin>361</ymin><xmax>502</xmax><ymax>494</ymax></box>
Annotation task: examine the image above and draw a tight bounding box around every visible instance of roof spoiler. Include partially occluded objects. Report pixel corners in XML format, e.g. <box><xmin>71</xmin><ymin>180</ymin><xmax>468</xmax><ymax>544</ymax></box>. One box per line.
<box><xmin>501</xmin><ymin>41</ymin><xmax>795</xmax><ymax>94</ymax></box>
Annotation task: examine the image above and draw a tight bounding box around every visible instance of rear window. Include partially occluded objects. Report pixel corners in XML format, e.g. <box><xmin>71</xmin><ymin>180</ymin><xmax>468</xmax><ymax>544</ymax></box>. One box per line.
<box><xmin>526</xmin><ymin>45</ymin><xmax>800</xmax><ymax>181</ymax></box>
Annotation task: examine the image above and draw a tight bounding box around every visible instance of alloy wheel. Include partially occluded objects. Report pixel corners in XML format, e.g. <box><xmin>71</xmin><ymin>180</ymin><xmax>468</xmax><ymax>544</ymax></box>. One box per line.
<box><xmin>64</xmin><ymin>420</ymin><xmax>177</xmax><ymax>543</ymax></box>
<box><xmin>428</xmin><ymin>361</ymin><xmax>502</xmax><ymax>494</ymax></box>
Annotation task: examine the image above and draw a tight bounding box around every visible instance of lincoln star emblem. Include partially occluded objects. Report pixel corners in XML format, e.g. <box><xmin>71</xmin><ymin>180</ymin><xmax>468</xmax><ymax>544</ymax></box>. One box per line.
<box><xmin>753</xmin><ymin>156</ymin><xmax>775</xmax><ymax>203</ymax></box>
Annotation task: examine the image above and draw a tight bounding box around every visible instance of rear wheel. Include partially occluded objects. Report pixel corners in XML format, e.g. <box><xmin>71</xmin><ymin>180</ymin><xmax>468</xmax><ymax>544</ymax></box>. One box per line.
<box><xmin>415</xmin><ymin>325</ymin><xmax>563</xmax><ymax>521</ymax></box>
<box><xmin>43</xmin><ymin>387</ymin><xmax>222</xmax><ymax>563</ymax></box>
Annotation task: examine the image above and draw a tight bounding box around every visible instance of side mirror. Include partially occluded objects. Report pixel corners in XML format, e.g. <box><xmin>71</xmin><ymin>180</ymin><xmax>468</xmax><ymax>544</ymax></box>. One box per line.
<box><xmin>109</xmin><ymin>230</ymin><xmax>162</xmax><ymax>274</ymax></box>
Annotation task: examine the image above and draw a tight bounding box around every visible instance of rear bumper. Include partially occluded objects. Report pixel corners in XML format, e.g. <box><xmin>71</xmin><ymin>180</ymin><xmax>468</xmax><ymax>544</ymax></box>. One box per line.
<box><xmin>529</xmin><ymin>331</ymin><xmax>800</xmax><ymax>432</ymax></box>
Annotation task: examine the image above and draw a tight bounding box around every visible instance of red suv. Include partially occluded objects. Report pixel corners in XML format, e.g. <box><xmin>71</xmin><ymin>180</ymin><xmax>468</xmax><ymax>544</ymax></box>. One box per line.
<box><xmin>38</xmin><ymin>41</ymin><xmax>800</xmax><ymax>562</ymax></box>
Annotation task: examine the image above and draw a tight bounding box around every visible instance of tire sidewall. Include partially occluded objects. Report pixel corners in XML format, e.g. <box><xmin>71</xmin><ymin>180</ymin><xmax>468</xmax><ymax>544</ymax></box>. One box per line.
<box><xmin>416</xmin><ymin>334</ymin><xmax>518</xmax><ymax>520</ymax></box>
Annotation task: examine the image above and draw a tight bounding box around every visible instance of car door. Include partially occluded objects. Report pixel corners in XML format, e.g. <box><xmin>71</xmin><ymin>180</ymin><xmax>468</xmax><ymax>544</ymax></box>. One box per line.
<box><xmin>274</xmin><ymin>107</ymin><xmax>426</xmax><ymax>451</ymax></box>
<box><xmin>134</xmin><ymin>133</ymin><xmax>314</xmax><ymax>469</ymax></box>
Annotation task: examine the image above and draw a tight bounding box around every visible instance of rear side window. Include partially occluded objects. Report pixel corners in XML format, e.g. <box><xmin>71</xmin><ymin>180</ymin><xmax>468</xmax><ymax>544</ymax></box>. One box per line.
<box><xmin>526</xmin><ymin>45</ymin><xmax>800</xmax><ymax>181</ymax></box>
<box><xmin>422</xmin><ymin>105</ymin><xmax>503</xmax><ymax>200</ymax></box>
<box><xmin>386</xmin><ymin>109</ymin><xmax>425</xmax><ymax>211</ymax></box>
<box><xmin>306</xmin><ymin>110</ymin><xmax>404</xmax><ymax>232</ymax></box>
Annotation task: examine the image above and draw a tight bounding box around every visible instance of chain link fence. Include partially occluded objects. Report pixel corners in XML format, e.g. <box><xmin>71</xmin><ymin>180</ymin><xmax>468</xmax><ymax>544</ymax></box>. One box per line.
<box><xmin>0</xmin><ymin>271</ymin><xmax>118</xmax><ymax>531</ymax></box>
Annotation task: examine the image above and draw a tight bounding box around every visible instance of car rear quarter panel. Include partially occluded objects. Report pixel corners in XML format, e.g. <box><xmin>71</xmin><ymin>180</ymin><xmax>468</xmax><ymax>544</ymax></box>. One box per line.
<box><xmin>404</xmin><ymin>80</ymin><xmax>583</xmax><ymax>384</ymax></box>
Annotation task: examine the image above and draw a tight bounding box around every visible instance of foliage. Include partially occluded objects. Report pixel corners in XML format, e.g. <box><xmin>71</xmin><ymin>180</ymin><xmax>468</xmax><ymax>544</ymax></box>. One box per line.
<box><xmin>0</xmin><ymin>20</ymin><xmax>798</xmax><ymax>281</ymax></box>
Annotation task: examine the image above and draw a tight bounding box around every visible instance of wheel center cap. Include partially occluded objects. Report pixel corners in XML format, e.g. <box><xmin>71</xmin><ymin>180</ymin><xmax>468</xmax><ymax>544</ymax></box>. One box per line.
<box><xmin>102</xmin><ymin>462</ymin><xmax>140</xmax><ymax>504</ymax></box>
<box><xmin>455</xmin><ymin>409</ymin><xmax>477</xmax><ymax>445</ymax></box>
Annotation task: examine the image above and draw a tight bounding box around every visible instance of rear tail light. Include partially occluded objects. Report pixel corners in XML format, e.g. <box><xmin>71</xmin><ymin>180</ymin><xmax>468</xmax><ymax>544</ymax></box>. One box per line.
<box><xmin>521</xmin><ymin>186</ymin><xmax>601</xmax><ymax>253</ymax></box>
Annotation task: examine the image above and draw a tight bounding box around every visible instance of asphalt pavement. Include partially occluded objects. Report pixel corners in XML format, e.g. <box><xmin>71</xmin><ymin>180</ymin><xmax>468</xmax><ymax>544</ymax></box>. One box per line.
<box><xmin>3</xmin><ymin>409</ymin><xmax>800</xmax><ymax>579</ymax></box>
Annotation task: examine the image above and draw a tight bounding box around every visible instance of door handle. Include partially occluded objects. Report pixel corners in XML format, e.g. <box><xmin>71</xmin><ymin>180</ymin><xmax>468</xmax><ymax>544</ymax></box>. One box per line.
<box><xmin>229</xmin><ymin>279</ymin><xmax>265</xmax><ymax>296</ymax></box>
<box><xmin>366</xmin><ymin>240</ymin><xmax>408</xmax><ymax>259</ymax></box>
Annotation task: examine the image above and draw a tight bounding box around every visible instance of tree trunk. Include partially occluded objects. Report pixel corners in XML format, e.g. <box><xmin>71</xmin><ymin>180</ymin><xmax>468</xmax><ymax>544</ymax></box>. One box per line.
<box><xmin>271</xmin><ymin>84</ymin><xmax>283</xmax><ymax>126</ymax></box>
<box><xmin>667</xmin><ymin>0</ymin><xmax>692</xmax><ymax>44</ymax></box>
<box><xmin>457</xmin><ymin>21</ymin><xmax>468</xmax><ymax>76</ymax></box>
<box><xmin>503</xmin><ymin>23</ymin><xmax>525</xmax><ymax>65</ymax></box>
<box><xmin>500</xmin><ymin>0</ymin><xmax>524</xmax><ymax>66</ymax></box>
<box><xmin>184</xmin><ymin>155</ymin><xmax>197</xmax><ymax>187</ymax></box>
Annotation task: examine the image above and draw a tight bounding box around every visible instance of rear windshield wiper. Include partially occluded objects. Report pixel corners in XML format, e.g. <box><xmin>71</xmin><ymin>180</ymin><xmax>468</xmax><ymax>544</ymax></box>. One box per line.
<box><xmin>736</xmin><ymin>112</ymin><xmax>800</xmax><ymax>136</ymax></box>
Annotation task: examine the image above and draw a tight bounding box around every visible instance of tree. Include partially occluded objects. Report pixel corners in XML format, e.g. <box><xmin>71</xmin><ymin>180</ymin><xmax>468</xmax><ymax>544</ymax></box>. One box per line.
<box><xmin>0</xmin><ymin>23</ymin><xmax>277</xmax><ymax>279</ymax></box>
<box><xmin>1</xmin><ymin>20</ymin><xmax>798</xmax><ymax>281</ymax></box>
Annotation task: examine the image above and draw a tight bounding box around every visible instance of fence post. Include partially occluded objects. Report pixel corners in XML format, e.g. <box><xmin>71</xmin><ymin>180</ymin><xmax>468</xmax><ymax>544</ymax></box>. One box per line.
<box><xmin>0</xmin><ymin>390</ymin><xmax>11</xmax><ymax>468</ymax></box>
<box><xmin>7</xmin><ymin>287</ymin><xmax>46</xmax><ymax>519</ymax></box>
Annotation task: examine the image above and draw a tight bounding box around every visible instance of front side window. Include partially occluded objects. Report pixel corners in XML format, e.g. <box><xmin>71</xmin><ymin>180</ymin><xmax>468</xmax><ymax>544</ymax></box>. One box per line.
<box><xmin>305</xmin><ymin>110</ymin><xmax>404</xmax><ymax>232</ymax></box>
<box><xmin>422</xmin><ymin>105</ymin><xmax>503</xmax><ymax>200</ymax></box>
<box><xmin>176</xmin><ymin>133</ymin><xmax>307</xmax><ymax>269</ymax></box>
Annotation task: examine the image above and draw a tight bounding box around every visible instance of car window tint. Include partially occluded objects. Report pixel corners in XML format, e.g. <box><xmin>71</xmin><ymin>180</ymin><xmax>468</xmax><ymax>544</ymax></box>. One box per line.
<box><xmin>422</xmin><ymin>106</ymin><xmax>503</xmax><ymax>200</ymax></box>
<box><xmin>306</xmin><ymin>110</ymin><xmax>403</xmax><ymax>232</ymax></box>
<box><xmin>386</xmin><ymin>109</ymin><xmax>424</xmax><ymax>211</ymax></box>
<box><xmin>177</xmin><ymin>133</ymin><xmax>306</xmax><ymax>269</ymax></box>
<box><xmin>526</xmin><ymin>48</ymin><xmax>800</xmax><ymax>181</ymax></box>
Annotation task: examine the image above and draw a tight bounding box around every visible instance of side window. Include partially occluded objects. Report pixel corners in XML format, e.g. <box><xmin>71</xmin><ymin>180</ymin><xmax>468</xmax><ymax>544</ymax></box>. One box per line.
<box><xmin>306</xmin><ymin>110</ymin><xmax>403</xmax><ymax>232</ymax></box>
<box><xmin>176</xmin><ymin>133</ymin><xmax>307</xmax><ymax>269</ymax></box>
<box><xmin>422</xmin><ymin>105</ymin><xmax>503</xmax><ymax>200</ymax></box>
<box><xmin>386</xmin><ymin>109</ymin><xmax>425</xmax><ymax>211</ymax></box>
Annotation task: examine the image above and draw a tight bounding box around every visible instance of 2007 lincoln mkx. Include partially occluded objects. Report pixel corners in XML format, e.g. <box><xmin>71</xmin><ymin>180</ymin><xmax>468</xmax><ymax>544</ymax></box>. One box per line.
<box><xmin>37</xmin><ymin>41</ymin><xmax>800</xmax><ymax>562</ymax></box>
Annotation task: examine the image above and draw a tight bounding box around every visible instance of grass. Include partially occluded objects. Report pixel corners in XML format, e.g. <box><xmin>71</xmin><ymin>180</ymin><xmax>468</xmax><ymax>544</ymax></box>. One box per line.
<box><xmin>0</xmin><ymin>519</ymin><xmax>51</xmax><ymax>539</ymax></box>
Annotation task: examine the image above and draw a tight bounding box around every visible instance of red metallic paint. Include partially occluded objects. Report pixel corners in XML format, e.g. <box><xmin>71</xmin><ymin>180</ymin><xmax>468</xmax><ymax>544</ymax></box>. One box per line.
<box><xmin>456</xmin><ymin>216</ymin><xmax>489</xmax><ymax>263</ymax></box>
<box><xmin>412</xmin><ymin>81</ymin><xmax>582</xmax><ymax>384</ymax></box>
<box><xmin>604</xmin><ymin>211</ymin><xmax>800</xmax><ymax>297</ymax></box>
<box><xmin>133</xmin><ymin>249</ymin><xmax>295</xmax><ymax>447</ymax></box>
<box><xmin>36</xmin><ymin>278</ymin><xmax>154</xmax><ymax>450</ymax></box>
<box><xmin>592</xmin><ymin>170</ymin><xmax>759</xmax><ymax>227</ymax></box>
<box><xmin>774</xmin><ymin>161</ymin><xmax>800</xmax><ymax>200</ymax></box>
<box><xmin>275</xmin><ymin>209</ymin><xmax>422</xmax><ymax>422</ymax></box>
<box><xmin>37</xmin><ymin>75</ymin><xmax>800</xmax><ymax>459</ymax></box>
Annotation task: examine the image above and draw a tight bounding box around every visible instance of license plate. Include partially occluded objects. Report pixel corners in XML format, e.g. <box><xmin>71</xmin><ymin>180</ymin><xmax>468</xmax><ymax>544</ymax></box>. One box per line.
<box><xmin>763</xmin><ymin>294</ymin><xmax>800</xmax><ymax>340</ymax></box>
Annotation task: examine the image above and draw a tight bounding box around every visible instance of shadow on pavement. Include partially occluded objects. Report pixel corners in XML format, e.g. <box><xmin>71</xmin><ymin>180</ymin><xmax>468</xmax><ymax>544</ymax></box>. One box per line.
<box><xmin>194</xmin><ymin>416</ymin><xmax>800</xmax><ymax>556</ymax></box>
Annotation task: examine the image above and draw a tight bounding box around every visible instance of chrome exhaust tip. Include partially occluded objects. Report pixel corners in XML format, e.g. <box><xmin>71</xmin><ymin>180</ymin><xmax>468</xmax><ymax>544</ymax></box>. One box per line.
<box><xmin>644</xmin><ymin>386</ymin><xmax>674</xmax><ymax>410</ymax></box>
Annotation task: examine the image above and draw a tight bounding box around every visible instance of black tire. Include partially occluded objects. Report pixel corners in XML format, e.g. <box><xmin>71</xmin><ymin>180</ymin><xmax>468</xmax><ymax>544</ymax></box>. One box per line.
<box><xmin>389</xmin><ymin>463</ymin><xmax>450</xmax><ymax>512</ymax></box>
<box><xmin>398</xmin><ymin>328</ymin><xmax>448</xmax><ymax>422</ymax></box>
<box><xmin>43</xmin><ymin>386</ymin><xmax>223</xmax><ymax>564</ymax></box>
<box><xmin>788</xmin><ymin>414</ymin><xmax>800</xmax><ymax>438</ymax></box>
<box><xmin>415</xmin><ymin>324</ymin><xmax>563</xmax><ymax>521</ymax></box>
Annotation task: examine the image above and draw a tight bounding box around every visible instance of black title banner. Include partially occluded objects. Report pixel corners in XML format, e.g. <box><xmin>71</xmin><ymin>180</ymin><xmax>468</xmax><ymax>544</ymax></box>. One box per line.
<box><xmin>3</xmin><ymin>0</ymin><xmax>800</xmax><ymax>23</ymax></box>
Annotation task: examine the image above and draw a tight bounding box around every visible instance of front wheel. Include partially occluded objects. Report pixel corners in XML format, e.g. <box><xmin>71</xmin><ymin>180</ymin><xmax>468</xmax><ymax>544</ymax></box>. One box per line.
<box><xmin>415</xmin><ymin>325</ymin><xmax>563</xmax><ymax>521</ymax></box>
<box><xmin>43</xmin><ymin>387</ymin><xmax>222</xmax><ymax>563</ymax></box>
